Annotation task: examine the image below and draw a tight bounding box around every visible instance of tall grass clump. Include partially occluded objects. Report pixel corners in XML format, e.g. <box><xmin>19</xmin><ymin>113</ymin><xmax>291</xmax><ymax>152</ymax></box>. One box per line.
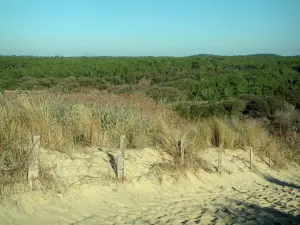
<box><xmin>186</xmin><ymin>116</ymin><xmax>287</xmax><ymax>166</ymax></box>
<box><xmin>0</xmin><ymin>90</ymin><xmax>187</xmax><ymax>191</ymax></box>
<box><xmin>0</xmin><ymin>91</ymin><xmax>183</xmax><ymax>152</ymax></box>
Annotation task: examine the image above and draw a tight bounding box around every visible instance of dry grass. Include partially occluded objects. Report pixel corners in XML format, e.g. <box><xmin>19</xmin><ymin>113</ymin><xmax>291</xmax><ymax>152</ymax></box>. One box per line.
<box><xmin>0</xmin><ymin>90</ymin><xmax>294</xmax><ymax>193</ymax></box>
<box><xmin>183</xmin><ymin>116</ymin><xmax>287</xmax><ymax>167</ymax></box>
<box><xmin>1</xmin><ymin>90</ymin><xmax>181</xmax><ymax>151</ymax></box>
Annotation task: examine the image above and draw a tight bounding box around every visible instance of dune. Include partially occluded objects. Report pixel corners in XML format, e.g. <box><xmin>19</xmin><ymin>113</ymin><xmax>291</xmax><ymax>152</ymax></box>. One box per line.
<box><xmin>0</xmin><ymin>147</ymin><xmax>299</xmax><ymax>225</ymax></box>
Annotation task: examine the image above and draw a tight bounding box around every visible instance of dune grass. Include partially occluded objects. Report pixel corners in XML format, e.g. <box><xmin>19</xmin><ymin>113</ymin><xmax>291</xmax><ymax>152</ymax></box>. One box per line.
<box><xmin>0</xmin><ymin>90</ymin><xmax>293</xmax><ymax>193</ymax></box>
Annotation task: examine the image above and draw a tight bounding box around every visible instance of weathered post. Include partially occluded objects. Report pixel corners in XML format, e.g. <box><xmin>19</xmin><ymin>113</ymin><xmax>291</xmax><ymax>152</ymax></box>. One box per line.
<box><xmin>180</xmin><ymin>138</ymin><xmax>185</xmax><ymax>165</ymax></box>
<box><xmin>269</xmin><ymin>152</ymin><xmax>271</xmax><ymax>168</ymax></box>
<box><xmin>218</xmin><ymin>144</ymin><xmax>223</xmax><ymax>174</ymax></box>
<box><xmin>28</xmin><ymin>135</ymin><xmax>41</xmax><ymax>191</ymax></box>
<box><xmin>249</xmin><ymin>147</ymin><xmax>253</xmax><ymax>170</ymax></box>
<box><xmin>117</xmin><ymin>135</ymin><xmax>126</xmax><ymax>183</ymax></box>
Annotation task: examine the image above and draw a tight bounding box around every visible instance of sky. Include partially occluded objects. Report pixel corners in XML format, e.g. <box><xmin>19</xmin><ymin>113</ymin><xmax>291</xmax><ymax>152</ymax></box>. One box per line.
<box><xmin>0</xmin><ymin>0</ymin><xmax>299</xmax><ymax>56</ymax></box>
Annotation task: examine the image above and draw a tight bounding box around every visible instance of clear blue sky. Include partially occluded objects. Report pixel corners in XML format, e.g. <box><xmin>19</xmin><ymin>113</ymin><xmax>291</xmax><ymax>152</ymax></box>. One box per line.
<box><xmin>1</xmin><ymin>0</ymin><xmax>299</xmax><ymax>56</ymax></box>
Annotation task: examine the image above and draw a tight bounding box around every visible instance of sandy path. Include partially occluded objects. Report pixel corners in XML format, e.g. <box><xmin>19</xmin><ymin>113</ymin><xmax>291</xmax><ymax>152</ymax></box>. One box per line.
<box><xmin>1</xmin><ymin>169</ymin><xmax>299</xmax><ymax>225</ymax></box>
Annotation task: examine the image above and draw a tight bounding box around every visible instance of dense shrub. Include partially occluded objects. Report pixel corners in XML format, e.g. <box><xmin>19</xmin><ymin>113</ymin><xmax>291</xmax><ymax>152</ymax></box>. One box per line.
<box><xmin>77</xmin><ymin>77</ymin><xmax>97</xmax><ymax>86</ymax></box>
<box><xmin>221</xmin><ymin>99</ymin><xmax>246</xmax><ymax>116</ymax></box>
<box><xmin>56</xmin><ymin>77</ymin><xmax>81</xmax><ymax>92</ymax></box>
<box><xmin>173</xmin><ymin>99</ymin><xmax>245</xmax><ymax>119</ymax></box>
<box><xmin>265</xmin><ymin>96</ymin><xmax>286</xmax><ymax>114</ymax></box>
<box><xmin>172</xmin><ymin>102</ymin><xmax>191</xmax><ymax>119</ymax></box>
<box><xmin>17</xmin><ymin>77</ymin><xmax>52</xmax><ymax>90</ymax></box>
<box><xmin>146</xmin><ymin>86</ymin><xmax>185</xmax><ymax>102</ymax></box>
<box><xmin>241</xmin><ymin>95</ymin><xmax>270</xmax><ymax>117</ymax></box>
<box><xmin>96</xmin><ymin>83</ymin><xmax>109</xmax><ymax>90</ymax></box>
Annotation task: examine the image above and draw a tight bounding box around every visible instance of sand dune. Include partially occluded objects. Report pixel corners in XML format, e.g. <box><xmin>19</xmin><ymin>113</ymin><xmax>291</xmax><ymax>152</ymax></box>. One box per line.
<box><xmin>0</xmin><ymin>148</ymin><xmax>299</xmax><ymax>225</ymax></box>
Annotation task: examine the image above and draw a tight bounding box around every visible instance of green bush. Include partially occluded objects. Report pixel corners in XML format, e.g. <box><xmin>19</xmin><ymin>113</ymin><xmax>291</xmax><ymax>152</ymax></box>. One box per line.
<box><xmin>173</xmin><ymin>99</ymin><xmax>245</xmax><ymax>119</ymax></box>
<box><xmin>241</xmin><ymin>95</ymin><xmax>270</xmax><ymax>117</ymax></box>
<box><xmin>56</xmin><ymin>77</ymin><xmax>81</xmax><ymax>92</ymax></box>
<box><xmin>221</xmin><ymin>99</ymin><xmax>246</xmax><ymax>116</ymax></box>
<box><xmin>77</xmin><ymin>77</ymin><xmax>97</xmax><ymax>86</ymax></box>
<box><xmin>146</xmin><ymin>86</ymin><xmax>185</xmax><ymax>102</ymax></box>
<box><xmin>172</xmin><ymin>102</ymin><xmax>191</xmax><ymax>118</ymax></box>
<box><xmin>95</xmin><ymin>83</ymin><xmax>109</xmax><ymax>90</ymax></box>
<box><xmin>18</xmin><ymin>77</ymin><xmax>48</xmax><ymax>90</ymax></box>
<box><xmin>0</xmin><ymin>79</ymin><xmax>5</xmax><ymax>93</ymax></box>
<box><xmin>265</xmin><ymin>96</ymin><xmax>286</xmax><ymax>114</ymax></box>
<box><xmin>38</xmin><ymin>78</ymin><xmax>53</xmax><ymax>88</ymax></box>
<box><xmin>189</xmin><ymin>103</ymin><xmax>213</xmax><ymax>118</ymax></box>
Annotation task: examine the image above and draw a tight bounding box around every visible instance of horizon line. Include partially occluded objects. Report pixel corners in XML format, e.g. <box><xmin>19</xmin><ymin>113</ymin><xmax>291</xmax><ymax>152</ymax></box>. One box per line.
<box><xmin>1</xmin><ymin>53</ymin><xmax>300</xmax><ymax>58</ymax></box>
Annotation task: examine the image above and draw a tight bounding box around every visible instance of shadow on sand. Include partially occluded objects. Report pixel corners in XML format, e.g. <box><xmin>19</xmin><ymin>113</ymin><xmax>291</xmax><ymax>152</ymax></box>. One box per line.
<box><xmin>221</xmin><ymin>198</ymin><xmax>300</xmax><ymax>225</ymax></box>
<box><xmin>107</xmin><ymin>153</ymin><xmax>118</xmax><ymax>178</ymax></box>
<box><xmin>255</xmin><ymin>170</ymin><xmax>300</xmax><ymax>190</ymax></box>
<box><xmin>263</xmin><ymin>175</ymin><xmax>300</xmax><ymax>190</ymax></box>
<box><xmin>167</xmin><ymin>198</ymin><xmax>300</xmax><ymax>225</ymax></box>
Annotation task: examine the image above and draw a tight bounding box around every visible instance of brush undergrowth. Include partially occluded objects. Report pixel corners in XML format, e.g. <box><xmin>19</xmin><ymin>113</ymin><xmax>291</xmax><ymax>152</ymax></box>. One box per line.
<box><xmin>0</xmin><ymin>90</ymin><xmax>296</xmax><ymax>194</ymax></box>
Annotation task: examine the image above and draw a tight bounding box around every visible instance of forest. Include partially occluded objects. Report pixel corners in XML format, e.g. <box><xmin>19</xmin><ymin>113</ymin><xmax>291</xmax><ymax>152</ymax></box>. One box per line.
<box><xmin>0</xmin><ymin>55</ymin><xmax>300</xmax><ymax>122</ymax></box>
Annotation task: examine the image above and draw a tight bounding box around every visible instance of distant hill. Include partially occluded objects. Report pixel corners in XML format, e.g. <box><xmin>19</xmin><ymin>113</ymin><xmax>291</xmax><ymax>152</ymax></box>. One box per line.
<box><xmin>190</xmin><ymin>53</ymin><xmax>283</xmax><ymax>57</ymax></box>
<box><xmin>245</xmin><ymin>54</ymin><xmax>282</xmax><ymax>57</ymax></box>
<box><xmin>189</xmin><ymin>54</ymin><xmax>219</xmax><ymax>57</ymax></box>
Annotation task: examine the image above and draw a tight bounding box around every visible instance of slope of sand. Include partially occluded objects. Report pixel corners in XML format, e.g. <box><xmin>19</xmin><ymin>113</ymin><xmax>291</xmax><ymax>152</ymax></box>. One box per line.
<box><xmin>0</xmin><ymin>147</ymin><xmax>299</xmax><ymax>225</ymax></box>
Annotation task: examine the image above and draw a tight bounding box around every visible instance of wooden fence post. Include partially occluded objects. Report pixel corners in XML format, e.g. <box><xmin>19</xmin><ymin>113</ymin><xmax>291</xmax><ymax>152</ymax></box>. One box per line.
<box><xmin>218</xmin><ymin>144</ymin><xmax>223</xmax><ymax>174</ymax></box>
<box><xmin>28</xmin><ymin>135</ymin><xmax>41</xmax><ymax>191</ymax></box>
<box><xmin>180</xmin><ymin>138</ymin><xmax>185</xmax><ymax>165</ymax></box>
<box><xmin>117</xmin><ymin>135</ymin><xmax>126</xmax><ymax>183</ymax></box>
<box><xmin>249</xmin><ymin>147</ymin><xmax>253</xmax><ymax>170</ymax></box>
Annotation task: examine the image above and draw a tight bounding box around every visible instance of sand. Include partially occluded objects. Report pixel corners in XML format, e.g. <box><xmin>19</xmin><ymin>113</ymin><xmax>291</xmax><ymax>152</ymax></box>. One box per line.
<box><xmin>0</xmin><ymin>147</ymin><xmax>299</xmax><ymax>225</ymax></box>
